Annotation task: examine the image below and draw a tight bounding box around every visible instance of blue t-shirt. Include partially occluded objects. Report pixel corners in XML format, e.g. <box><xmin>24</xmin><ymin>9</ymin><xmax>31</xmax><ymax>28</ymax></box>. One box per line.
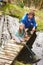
<box><xmin>20</xmin><ymin>13</ymin><xmax>37</xmax><ymax>28</ymax></box>
<box><xmin>15</xmin><ymin>30</ymin><xmax>25</xmax><ymax>38</ymax></box>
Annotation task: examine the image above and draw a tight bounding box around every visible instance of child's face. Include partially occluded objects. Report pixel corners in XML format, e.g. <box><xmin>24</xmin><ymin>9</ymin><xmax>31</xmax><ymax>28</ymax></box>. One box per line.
<box><xmin>28</xmin><ymin>14</ymin><xmax>33</xmax><ymax>19</ymax></box>
<box><xmin>19</xmin><ymin>25</ymin><xmax>24</xmax><ymax>30</ymax></box>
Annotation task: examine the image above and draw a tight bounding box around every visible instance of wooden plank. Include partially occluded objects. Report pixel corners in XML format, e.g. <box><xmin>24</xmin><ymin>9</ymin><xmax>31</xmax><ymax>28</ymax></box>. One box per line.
<box><xmin>0</xmin><ymin>58</ymin><xmax>12</xmax><ymax>65</ymax></box>
<box><xmin>0</xmin><ymin>54</ymin><xmax>15</xmax><ymax>60</ymax></box>
<box><xmin>5</xmin><ymin>41</ymin><xmax>23</xmax><ymax>52</ymax></box>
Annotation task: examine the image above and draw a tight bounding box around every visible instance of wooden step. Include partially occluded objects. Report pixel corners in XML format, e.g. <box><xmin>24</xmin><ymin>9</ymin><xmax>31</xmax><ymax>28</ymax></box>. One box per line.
<box><xmin>0</xmin><ymin>58</ymin><xmax>12</xmax><ymax>65</ymax></box>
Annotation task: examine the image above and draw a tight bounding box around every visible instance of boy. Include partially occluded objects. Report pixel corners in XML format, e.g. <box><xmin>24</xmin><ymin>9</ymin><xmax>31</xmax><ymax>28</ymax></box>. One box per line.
<box><xmin>21</xmin><ymin>11</ymin><xmax>37</xmax><ymax>36</ymax></box>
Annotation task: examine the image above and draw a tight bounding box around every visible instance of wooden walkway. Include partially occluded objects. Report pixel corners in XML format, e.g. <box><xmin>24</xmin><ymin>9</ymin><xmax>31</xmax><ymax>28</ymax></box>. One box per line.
<box><xmin>0</xmin><ymin>15</ymin><xmax>30</xmax><ymax>65</ymax></box>
<box><xmin>0</xmin><ymin>40</ymin><xmax>24</xmax><ymax>65</ymax></box>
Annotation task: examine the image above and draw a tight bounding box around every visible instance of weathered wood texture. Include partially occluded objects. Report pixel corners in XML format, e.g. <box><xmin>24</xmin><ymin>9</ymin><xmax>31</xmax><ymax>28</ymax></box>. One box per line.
<box><xmin>0</xmin><ymin>15</ymin><xmax>27</xmax><ymax>65</ymax></box>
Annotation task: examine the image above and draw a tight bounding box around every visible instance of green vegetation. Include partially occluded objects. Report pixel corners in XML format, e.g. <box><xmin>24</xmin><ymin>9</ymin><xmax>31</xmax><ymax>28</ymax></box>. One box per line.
<box><xmin>1</xmin><ymin>0</ymin><xmax>43</xmax><ymax>9</ymax></box>
<box><xmin>35</xmin><ymin>10</ymin><xmax>43</xmax><ymax>31</ymax></box>
<box><xmin>0</xmin><ymin>3</ymin><xmax>28</xmax><ymax>19</ymax></box>
<box><xmin>0</xmin><ymin>4</ymin><xmax>43</xmax><ymax>31</ymax></box>
<box><xmin>14</xmin><ymin>61</ymin><xmax>31</xmax><ymax>65</ymax></box>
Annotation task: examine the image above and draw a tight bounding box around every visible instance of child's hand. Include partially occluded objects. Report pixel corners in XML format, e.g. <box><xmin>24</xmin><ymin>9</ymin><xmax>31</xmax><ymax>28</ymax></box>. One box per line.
<box><xmin>20</xmin><ymin>38</ymin><xmax>24</xmax><ymax>42</ymax></box>
<box><xmin>25</xmin><ymin>32</ymin><xmax>29</xmax><ymax>38</ymax></box>
<box><xmin>25</xmin><ymin>28</ymin><xmax>28</xmax><ymax>32</ymax></box>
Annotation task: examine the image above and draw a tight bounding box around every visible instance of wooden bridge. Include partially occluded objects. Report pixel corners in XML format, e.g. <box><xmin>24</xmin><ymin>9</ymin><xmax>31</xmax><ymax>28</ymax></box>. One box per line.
<box><xmin>0</xmin><ymin>39</ymin><xmax>25</xmax><ymax>65</ymax></box>
<box><xmin>0</xmin><ymin>15</ymin><xmax>31</xmax><ymax>65</ymax></box>
<box><xmin>0</xmin><ymin>15</ymin><xmax>38</xmax><ymax>65</ymax></box>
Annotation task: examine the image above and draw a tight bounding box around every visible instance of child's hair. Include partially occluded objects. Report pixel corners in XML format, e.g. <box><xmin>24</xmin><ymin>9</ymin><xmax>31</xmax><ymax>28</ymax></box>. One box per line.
<box><xmin>28</xmin><ymin>11</ymin><xmax>35</xmax><ymax>17</ymax></box>
<box><xmin>19</xmin><ymin>23</ymin><xmax>25</xmax><ymax>34</ymax></box>
<box><xmin>19</xmin><ymin>27</ymin><xmax>25</xmax><ymax>34</ymax></box>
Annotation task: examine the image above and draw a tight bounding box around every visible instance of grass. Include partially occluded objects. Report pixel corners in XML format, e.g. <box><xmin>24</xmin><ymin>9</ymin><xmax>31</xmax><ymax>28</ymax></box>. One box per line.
<box><xmin>36</xmin><ymin>19</ymin><xmax>43</xmax><ymax>31</ymax></box>
<box><xmin>14</xmin><ymin>61</ymin><xmax>31</xmax><ymax>65</ymax></box>
<box><xmin>0</xmin><ymin>3</ymin><xmax>28</xmax><ymax>19</ymax></box>
<box><xmin>35</xmin><ymin>10</ymin><xmax>43</xmax><ymax>31</ymax></box>
<box><xmin>0</xmin><ymin>3</ymin><xmax>42</xmax><ymax>31</ymax></box>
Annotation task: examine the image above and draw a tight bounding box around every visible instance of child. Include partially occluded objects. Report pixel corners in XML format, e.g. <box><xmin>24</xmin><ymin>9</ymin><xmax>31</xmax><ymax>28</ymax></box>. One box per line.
<box><xmin>14</xmin><ymin>23</ymin><xmax>29</xmax><ymax>43</ymax></box>
<box><xmin>14</xmin><ymin>23</ymin><xmax>25</xmax><ymax>43</ymax></box>
<box><xmin>21</xmin><ymin>11</ymin><xmax>37</xmax><ymax>36</ymax></box>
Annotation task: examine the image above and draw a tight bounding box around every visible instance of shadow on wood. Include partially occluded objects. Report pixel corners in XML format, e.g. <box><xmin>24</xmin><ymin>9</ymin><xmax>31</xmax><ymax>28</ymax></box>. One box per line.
<box><xmin>11</xmin><ymin>32</ymin><xmax>37</xmax><ymax>65</ymax></box>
